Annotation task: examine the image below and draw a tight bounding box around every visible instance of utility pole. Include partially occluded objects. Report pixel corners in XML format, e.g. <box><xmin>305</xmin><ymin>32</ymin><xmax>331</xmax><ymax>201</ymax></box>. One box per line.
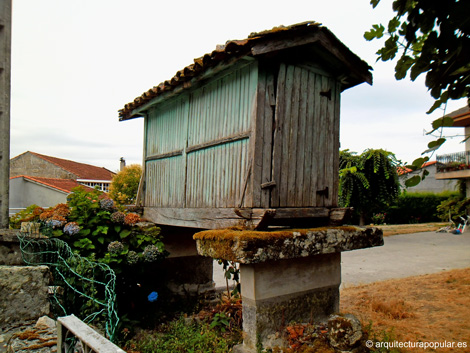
<box><xmin>0</xmin><ymin>0</ymin><xmax>11</xmax><ymax>228</ymax></box>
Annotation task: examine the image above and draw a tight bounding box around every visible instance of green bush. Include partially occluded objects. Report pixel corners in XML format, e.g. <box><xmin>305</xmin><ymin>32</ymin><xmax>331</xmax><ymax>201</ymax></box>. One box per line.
<box><xmin>385</xmin><ymin>191</ymin><xmax>458</xmax><ymax>224</ymax></box>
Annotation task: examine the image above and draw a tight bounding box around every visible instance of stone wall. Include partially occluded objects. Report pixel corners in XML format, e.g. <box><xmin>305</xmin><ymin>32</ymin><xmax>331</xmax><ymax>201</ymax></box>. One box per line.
<box><xmin>0</xmin><ymin>229</ymin><xmax>23</xmax><ymax>265</ymax></box>
<box><xmin>10</xmin><ymin>152</ymin><xmax>77</xmax><ymax>179</ymax></box>
<box><xmin>0</xmin><ymin>265</ymin><xmax>51</xmax><ymax>328</ymax></box>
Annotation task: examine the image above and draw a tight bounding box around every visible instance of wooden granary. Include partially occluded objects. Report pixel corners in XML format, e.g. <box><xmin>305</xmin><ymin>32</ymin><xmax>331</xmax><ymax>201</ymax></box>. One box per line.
<box><xmin>119</xmin><ymin>21</ymin><xmax>372</xmax><ymax>230</ymax></box>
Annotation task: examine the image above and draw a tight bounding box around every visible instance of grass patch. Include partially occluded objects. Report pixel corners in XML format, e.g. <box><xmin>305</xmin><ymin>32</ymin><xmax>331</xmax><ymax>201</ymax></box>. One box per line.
<box><xmin>124</xmin><ymin>316</ymin><xmax>242</xmax><ymax>353</ymax></box>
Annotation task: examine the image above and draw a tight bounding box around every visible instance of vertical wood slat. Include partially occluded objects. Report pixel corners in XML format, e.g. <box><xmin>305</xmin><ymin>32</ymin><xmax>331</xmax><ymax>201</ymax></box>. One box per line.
<box><xmin>271</xmin><ymin>63</ymin><xmax>287</xmax><ymax>208</ymax></box>
<box><xmin>262</xmin><ymin>72</ymin><xmax>275</xmax><ymax>207</ymax></box>
<box><xmin>278</xmin><ymin>65</ymin><xmax>294</xmax><ymax>206</ymax></box>
<box><xmin>302</xmin><ymin>70</ymin><xmax>316</xmax><ymax>206</ymax></box>
<box><xmin>285</xmin><ymin>66</ymin><xmax>301</xmax><ymax>206</ymax></box>
<box><xmin>332</xmin><ymin>81</ymin><xmax>341</xmax><ymax>207</ymax></box>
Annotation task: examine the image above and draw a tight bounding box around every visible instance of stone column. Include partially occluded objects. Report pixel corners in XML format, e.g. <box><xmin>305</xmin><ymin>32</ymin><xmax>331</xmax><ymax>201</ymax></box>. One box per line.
<box><xmin>194</xmin><ymin>226</ymin><xmax>383</xmax><ymax>352</ymax></box>
<box><xmin>0</xmin><ymin>0</ymin><xmax>11</xmax><ymax>229</ymax></box>
<box><xmin>240</xmin><ymin>253</ymin><xmax>341</xmax><ymax>350</ymax></box>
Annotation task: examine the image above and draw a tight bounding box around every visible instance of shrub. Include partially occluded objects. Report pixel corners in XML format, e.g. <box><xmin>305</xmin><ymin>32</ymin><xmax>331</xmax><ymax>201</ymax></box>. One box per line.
<box><xmin>385</xmin><ymin>191</ymin><xmax>458</xmax><ymax>224</ymax></box>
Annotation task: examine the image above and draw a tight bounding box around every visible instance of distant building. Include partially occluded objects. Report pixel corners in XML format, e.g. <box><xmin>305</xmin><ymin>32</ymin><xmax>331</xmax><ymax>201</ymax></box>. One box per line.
<box><xmin>434</xmin><ymin>106</ymin><xmax>470</xmax><ymax>196</ymax></box>
<box><xmin>9</xmin><ymin>176</ymin><xmax>88</xmax><ymax>215</ymax></box>
<box><xmin>9</xmin><ymin>152</ymin><xmax>115</xmax><ymax>215</ymax></box>
<box><xmin>399</xmin><ymin>161</ymin><xmax>457</xmax><ymax>193</ymax></box>
<box><xmin>10</xmin><ymin>151</ymin><xmax>115</xmax><ymax>192</ymax></box>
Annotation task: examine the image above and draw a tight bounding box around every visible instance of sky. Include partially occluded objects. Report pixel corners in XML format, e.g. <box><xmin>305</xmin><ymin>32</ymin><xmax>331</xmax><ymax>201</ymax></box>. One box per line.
<box><xmin>9</xmin><ymin>0</ymin><xmax>468</xmax><ymax>172</ymax></box>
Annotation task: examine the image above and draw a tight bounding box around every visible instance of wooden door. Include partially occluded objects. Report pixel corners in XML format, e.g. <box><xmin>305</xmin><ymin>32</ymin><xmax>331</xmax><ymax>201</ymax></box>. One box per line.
<box><xmin>270</xmin><ymin>63</ymin><xmax>339</xmax><ymax>208</ymax></box>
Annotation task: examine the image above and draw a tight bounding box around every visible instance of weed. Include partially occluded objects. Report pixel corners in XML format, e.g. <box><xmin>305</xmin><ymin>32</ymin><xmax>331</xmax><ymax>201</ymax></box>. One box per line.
<box><xmin>125</xmin><ymin>316</ymin><xmax>241</xmax><ymax>353</ymax></box>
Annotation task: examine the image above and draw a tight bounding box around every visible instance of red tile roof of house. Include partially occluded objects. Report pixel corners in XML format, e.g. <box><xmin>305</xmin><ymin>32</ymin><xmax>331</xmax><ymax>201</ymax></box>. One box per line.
<box><xmin>119</xmin><ymin>21</ymin><xmax>373</xmax><ymax>121</ymax></box>
<box><xmin>10</xmin><ymin>175</ymin><xmax>89</xmax><ymax>194</ymax></box>
<box><xmin>398</xmin><ymin>161</ymin><xmax>437</xmax><ymax>175</ymax></box>
<box><xmin>30</xmin><ymin>152</ymin><xmax>115</xmax><ymax>181</ymax></box>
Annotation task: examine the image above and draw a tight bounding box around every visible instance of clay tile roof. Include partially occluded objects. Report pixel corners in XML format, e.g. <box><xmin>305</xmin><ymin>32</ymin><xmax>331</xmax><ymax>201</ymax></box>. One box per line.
<box><xmin>10</xmin><ymin>175</ymin><xmax>87</xmax><ymax>194</ymax></box>
<box><xmin>119</xmin><ymin>21</ymin><xmax>372</xmax><ymax>121</ymax></box>
<box><xmin>398</xmin><ymin>161</ymin><xmax>437</xmax><ymax>175</ymax></box>
<box><xmin>30</xmin><ymin>152</ymin><xmax>115</xmax><ymax>181</ymax></box>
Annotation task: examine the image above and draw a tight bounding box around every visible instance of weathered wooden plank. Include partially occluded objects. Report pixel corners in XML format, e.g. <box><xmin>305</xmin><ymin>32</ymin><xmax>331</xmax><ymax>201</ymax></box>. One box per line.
<box><xmin>251</xmin><ymin>35</ymin><xmax>320</xmax><ymax>56</ymax></box>
<box><xmin>295</xmin><ymin>66</ymin><xmax>308</xmax><ymax>206</ymax></box>
<box><xmin>316</xmin><ymin>75</ymin><xmax>329</xmax><ymax>206</ymax></box>
<box><xmin>252</xmin><ymin>207</ymin><xmax>330</xmax><ymax>219</ymax></box>
<box><xmin>332</xmin><ymin>81</ymin><xmax>341</xmax><ymax>207</ymax></box>
<box><xmin>302</xmin><ymin>70</ymin><xmax>315</xmax><ymax>206</ymax></box>
<box><xmin>261</xmin><ymin>70</ymin><xmax>276</xmax><ymax>208</ymax></box>
<box><xmin>57</xmin><ymin>315</ymin><xmax>125</xmax><ymax>353</ymax></box>
<box><xmin>145</xmin><ymin>207</ymin><xmax>252</xmax><ymax>229</ymax></box>
<box><xmin>146</xmin><ymin>149</ymin><xmax>183</xmax><ymax>161</ymax></box>
<box><xmin>279</xmin><ymin>65</ymin><xmax>295</xmax><ymax>207</ymax></box>
<box><xmin>252</xmin><ymin>68</ymin><xmax>267</xmax><ymax>208</ymax></box>
<box><xmin>285</xmin><ymin>66</ymin><xmax>300</xmax><ymax>206</ymax></box>
<box><xmin>271</xmin><ymin>63</ymin><xmax>287</xmax><ymax>208</ymax></box>
<box><xmin>145</xmin><ymin>207</ymin><xmax>331</xmax><ymax>230</ymax></box>
<box><xmin>310</xmin><ymin>72</ymin><xmax>322</xmax><ymax>206</ymax></box>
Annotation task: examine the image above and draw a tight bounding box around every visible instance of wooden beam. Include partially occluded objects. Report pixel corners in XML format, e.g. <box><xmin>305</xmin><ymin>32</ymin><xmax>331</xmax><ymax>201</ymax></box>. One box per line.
<box><xmin>186</xmin><ymin>131</ymin><xmax>250</xmax><ymax>154</ymax></box>
<box><xmin>145</xmin><ymin>207</ymin><xmax>332</xmax><ymax>230</ymax></box>
<box><xmin>251</xmin><ymin>35</ymin><xmax>320</xmax><ymax>56</ymax></box>
<box><xmin>145</xmin><ymin>149</ymin><xmax>183</xmax><ymax>162</ymax></box>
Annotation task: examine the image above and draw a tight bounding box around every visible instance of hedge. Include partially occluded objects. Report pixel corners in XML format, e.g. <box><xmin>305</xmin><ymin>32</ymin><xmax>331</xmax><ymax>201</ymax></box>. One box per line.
<box><xmin>384</xmin><ymin>191</ymin><xmax>459</xmax><ymax>224</ymax></box>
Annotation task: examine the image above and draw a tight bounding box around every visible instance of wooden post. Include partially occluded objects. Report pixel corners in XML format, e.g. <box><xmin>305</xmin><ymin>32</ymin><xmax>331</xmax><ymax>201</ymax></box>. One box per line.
<box><xmin>0</xmin><ymin>0</ymin><xmax>11</xmax><ymax>228</ymax></box>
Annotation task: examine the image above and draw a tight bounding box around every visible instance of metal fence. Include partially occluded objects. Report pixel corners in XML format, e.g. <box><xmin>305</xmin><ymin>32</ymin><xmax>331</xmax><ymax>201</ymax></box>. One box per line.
<box><xmin>436</xmin><ymin>151</ymin><xmax>470</xmax><ymax>172</ymax></box>
<box><xmin>17</xmin><ymin>233</ymin><xmax>120</xmax><ymax>343</ymax></box>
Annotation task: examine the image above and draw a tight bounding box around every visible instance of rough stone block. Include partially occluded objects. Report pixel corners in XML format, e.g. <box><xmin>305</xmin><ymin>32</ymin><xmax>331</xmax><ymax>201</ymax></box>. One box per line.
<box><xmin>0</xmin><ymin>265</ymin><xmax>51</xmax><ymax>328</ymax></box>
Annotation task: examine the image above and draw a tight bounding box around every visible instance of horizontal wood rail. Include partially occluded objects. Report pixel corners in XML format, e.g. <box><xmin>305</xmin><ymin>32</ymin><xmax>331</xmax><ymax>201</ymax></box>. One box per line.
<box><xmin>57</xmin><ymin>314</ymin><xmax>125</xmax><ymax>353</ymax></box>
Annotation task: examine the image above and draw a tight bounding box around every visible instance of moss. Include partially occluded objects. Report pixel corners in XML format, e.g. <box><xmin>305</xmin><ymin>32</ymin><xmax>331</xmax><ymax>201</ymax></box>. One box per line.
<box><xmin>193</xmin><ymin>226</ymin><xmax>359</xmax><ymax>242</ymax></box>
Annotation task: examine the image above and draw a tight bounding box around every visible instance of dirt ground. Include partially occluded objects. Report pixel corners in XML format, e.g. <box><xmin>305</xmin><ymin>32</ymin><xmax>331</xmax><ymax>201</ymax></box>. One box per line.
<box><xmin>375</xmin><ymin>223</ymin><xmax>448</xmax><ymax>237</ymax></box>
<box><xmin>340</xmin><ymin>268</ymin><xmax>470</xmax><ymax>352</ymax></box>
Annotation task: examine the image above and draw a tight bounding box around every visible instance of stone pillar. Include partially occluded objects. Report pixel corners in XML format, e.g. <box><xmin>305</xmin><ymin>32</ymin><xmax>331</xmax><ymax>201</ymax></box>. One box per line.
<box><xmin>241</xmin><ymin>253</ymin><xmax>341</xmax><ymax>350</ymax></box>
<box><xmin>0</xmin><ymin>0</ymin><xmax>11</xmax><ymax>229</ymax></box>
<box><xmin>194</xmin><ymin>226</ymin><xmax>383</xmax><ymax>352</ymax></box>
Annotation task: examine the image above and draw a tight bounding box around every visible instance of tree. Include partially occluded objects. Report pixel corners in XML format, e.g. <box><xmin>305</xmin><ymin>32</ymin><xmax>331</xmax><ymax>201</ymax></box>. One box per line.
<box><xmin>109</xmin><ymin>164</ymin><xmax>142</xmax><ymax>206</ymax></box>
<box><xmin>339</xmin><ymin>149</ymin><xmax>400</xmax><ymax>225</ymax></box>
<box><xmin>365</xmin><ymin>0</ymin><xmax>470</xmax><ymax>186</ymax></box>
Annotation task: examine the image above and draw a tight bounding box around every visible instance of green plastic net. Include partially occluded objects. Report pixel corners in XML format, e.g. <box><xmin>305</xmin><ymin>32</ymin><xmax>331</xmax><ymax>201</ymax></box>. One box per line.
<box><xmin>17</xmin><ymin>233</ymin><xmax>119</xmax><ymax>342</ymax></box>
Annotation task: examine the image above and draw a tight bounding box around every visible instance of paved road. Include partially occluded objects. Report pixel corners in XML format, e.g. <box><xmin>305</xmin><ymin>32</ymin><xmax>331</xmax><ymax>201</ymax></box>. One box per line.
<box><xmin>213</xmin><ymin>231</ymin><xmax>470</xmax><ymax>289</ymax></box>
<box><xmin>341</xmin><ymin>230</ymin><xmax>470</xmax><ymax>287</ymax></box>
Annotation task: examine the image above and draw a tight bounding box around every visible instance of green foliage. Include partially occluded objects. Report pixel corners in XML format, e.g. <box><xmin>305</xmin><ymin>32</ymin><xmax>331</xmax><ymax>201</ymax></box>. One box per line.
<box><xmin>39</xmin><ymin>186</ymin><xmax>168</xmax><ymax>269</ymax></box>
<box><xmin>365</xmin><ymin>0</ymin><xmax>470</xmax><ymax>113</ymax></box>
<box><xmin>339</xmin><ymin>149</ymin><xmax>400</xmax><ymax>223</ymax></box>
<box><xmin>386</xmin><ymin>191</ymin><xmax>457</xmax><ymax>224</ymax></box>
<box><xmin>366</xmin><ymin>0</ymin><xmax>470</xmax><ymax>185</ymax></box>
<box><xmin>210</xmin><ymin>312</ymin><xmax>231</xmax><ymax>332</ymax></box>
<box><xmin>9</xmin><ymin>204</ymin><xmax>43</xmax><ymax>229</ymax></box>
<box><xmin>217</xmin><ymin>259</ymin><xmax>241</xmax><ymax>298</ymax></box>
<box><xmin>436</xmin><ymin>194</ymin><xmax>470</xmax><ymax>223</ymax></box>
<box><xmin>109</xmin><ymin>164</ymin><xmax>142</xmax><ymax>206</ymax></box>
<box><xmin>127</xmin><ymin>316</ymin><xmax>240</xmax><ymax>353</ymax></box>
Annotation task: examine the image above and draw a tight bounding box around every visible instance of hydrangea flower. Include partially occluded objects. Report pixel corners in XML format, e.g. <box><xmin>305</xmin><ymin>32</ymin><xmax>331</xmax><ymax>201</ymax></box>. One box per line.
<box><xmin>148</xmin><ymin>291</ymin><xmax>158</xmax><ymax>302</ymax></box>
<box><xmin>142</xmin><ymin>244</ymin><xmax>160</xmax><ymax>262</ymax></box>
<box><xmin>100</xmin><ymin>198</ymin><xmax>115</xmax><ymax>211</ymax></box>
<box><xmin>107</xmin><ymin>241</ymin><xmax>124</xmax><ymax>255</ymax></box>
<box><xmin>127</xmin><ymin>251</ymin><xmax>139</xmax><ymax>265</ymax></box>
<box><xmin>49</xmin><ymin>215</ymin><xmax>67</xmax><ymax>228</ymax></box>
<box><xmin>124</xmin><ymin>213</ymin><xmax>140</xmax><ymax>226</ymax></box>
<box><xmin>63</xmin><ymin>222</ymin><xmax>80</xmax><ymax>236</ymax></box>
<box><xmin>110</xmin><ymin>211</ymin><xmax>125</xmax><ymax>224</ymax></box>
